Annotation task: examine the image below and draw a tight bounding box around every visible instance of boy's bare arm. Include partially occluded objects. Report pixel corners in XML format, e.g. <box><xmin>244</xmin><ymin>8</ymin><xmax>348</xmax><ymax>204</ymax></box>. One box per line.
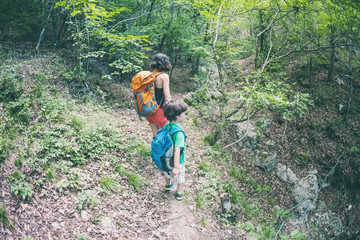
<box><xmin>172</xmin><ymin>146</ymin><xmax>181</xmax><ymax>178</ymax></box>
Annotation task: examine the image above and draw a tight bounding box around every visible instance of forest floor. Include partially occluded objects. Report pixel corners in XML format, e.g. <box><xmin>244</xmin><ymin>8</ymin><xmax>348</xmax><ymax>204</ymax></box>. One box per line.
<box><xmin>1</xmin><ymin>49</ymin><xmax>359</xmax><ymax>240</ymax></box>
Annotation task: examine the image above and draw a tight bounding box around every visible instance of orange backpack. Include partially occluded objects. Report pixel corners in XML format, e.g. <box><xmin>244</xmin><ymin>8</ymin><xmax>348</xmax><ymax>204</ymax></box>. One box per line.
<box><xmin>131</xmin><ymin>71</ymin><xmax>163</xmax><ymax>119</ymax></box>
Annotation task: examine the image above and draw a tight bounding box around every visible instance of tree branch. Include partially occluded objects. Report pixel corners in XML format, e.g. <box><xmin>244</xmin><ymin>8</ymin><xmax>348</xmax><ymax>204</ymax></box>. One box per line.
<box><xmin>108</xmin><ymin>3</ymin><xmax>182</xmax><ymax>32</ymax></box>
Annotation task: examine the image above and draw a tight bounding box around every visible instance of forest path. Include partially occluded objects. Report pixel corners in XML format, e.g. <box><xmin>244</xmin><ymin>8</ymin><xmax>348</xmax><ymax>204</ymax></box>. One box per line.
<box><xmin>117</xmin><ymin>101</ymin><xmax>223</xmax><ymax>240</ymax></box>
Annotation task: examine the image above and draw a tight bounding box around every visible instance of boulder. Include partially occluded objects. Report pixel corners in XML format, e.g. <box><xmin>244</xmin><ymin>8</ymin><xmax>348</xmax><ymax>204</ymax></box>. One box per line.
<box><xmin>274</xmin><ymin>163</ymin><xmax>299</xmax><ymax>184</ymax></box>
<box><xmin>291</xmin><ymin>170</ymin><xmax>319</xmax><ymax>223</ymax></box>
<box><xmin>311</xmin><ymin>212</ymin><xmax>343</xmax><ymax>237</ymax></box>
<box><xmin>348</xmin><ymin>208</ymin><xmax>358</xmax><ymax>226</ymax></box>
<box><xmin>249</xmin><ymin>152</ymin><xmax>277</xmax><ymax>172</ymax></box>
<box><xmin>232</xmin><ymin>123</ymin><xmax>259</xmax><ymax>152</ymax></box>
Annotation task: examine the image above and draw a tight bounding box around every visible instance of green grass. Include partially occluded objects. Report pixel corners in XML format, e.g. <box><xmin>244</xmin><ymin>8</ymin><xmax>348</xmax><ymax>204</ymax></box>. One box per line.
<box><xmin>127</xmin><ymin>173</ymin><xmax>144</xmax><ymax>192</ymax></box>
<box><xmin>0</xmin><ymin>204</ymin><xmax>14</xmax><ymax>230</ymax></box>
<box><xmin>100</xmin><ymin>176</ymin><xmax>119</xmax><ymax>192</ymax></box>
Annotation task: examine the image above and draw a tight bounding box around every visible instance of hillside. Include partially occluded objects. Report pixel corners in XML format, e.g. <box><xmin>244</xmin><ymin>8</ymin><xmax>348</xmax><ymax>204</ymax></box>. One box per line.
<box><xmin>0</xmin><ymin>46</ymin><xmax>359</xmax><ymax>240</ymax></box>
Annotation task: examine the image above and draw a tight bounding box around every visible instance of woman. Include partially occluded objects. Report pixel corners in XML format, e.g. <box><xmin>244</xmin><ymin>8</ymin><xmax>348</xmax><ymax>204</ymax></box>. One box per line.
<box><xmin>147</xmin><ymin>53</ymin><xmax>172</xmax><ymax>136</ymax></box>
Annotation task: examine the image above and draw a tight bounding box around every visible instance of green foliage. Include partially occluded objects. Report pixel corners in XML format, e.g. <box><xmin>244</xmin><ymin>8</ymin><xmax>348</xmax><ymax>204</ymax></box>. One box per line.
<box><xmin>100</xmin><ymin>176</ymin><xmax>119</xmax><ymax>192</ymax></box>
<box><xmin>55</xmin><ymin>169</ymin><xmax>88</xmax><ymax>193</ymax></box>
<box><xmin>224</xmin><ymin>183</ymin><xmax>243</xmax><ymax>204</ymax></box>
<box><xmin>0</xmin><ymin>138</ymin><xmax>11</xmax><ymax>164</ymax></box>
<box><xmin>114</xmin><ymin>164</ymin><xmax>129</xmax><ymax>176</ymax></box>
<box><xmin>135</xmin><ymin>143</ymin><xmax>151</xmax><ymax>158</ymax></box>
<box><xmin>0</xmin><ymin>204</ymin><xmax>14</xmax><ymax>230</ymax></box>
<box><xmin>7</xmin><ymin>172</ymin><xmax>34</xmax><ymax>201</ymax></box>
<box><xmin>0</xmin><ymin>68</ymin><xmax>24</xmax><ymax>102</ymax></box>
<box><xmin>14</xmin><ymin>156</ymin><xmax>23</xmax><ymax>168</ymax></box>
<box><xmin>77</xmin><ymin>233</ymin><xmax>94</xmax><ymax>240</ymax></box>
<box><xmin>76</xmin><ymin>190</ymin><xmax>100</xmax><ymax>210</ymax></box>
<box><xmin>7</xmin><ymin>95</ymin><xmax>31</xmax><ymax>125</ymax></box>
<box><xmin>195</xmin><ymin>194</ymin><xmax>205</xmax><ymax>208</ymax></box>
<box><xmin>55</xmin><ymin>0</ymin><xmax>149</xmax><ymax>78</ymax></box>
<box><xmin>198</xmin><ymin>162</ymin><xmax>211</xmax><ymax>175</ymax></box>
<box><xmin>127</xmin><ymin>173</ymin><xmax>144</xmax><ymax>192</ymax></box>
<box><xmin>242</xmin><ymin>72</ymin><xmax>313</xmax><ymax>122</ymax></box>
<box><xmin>45</xmin><ymin>165</ymin><xmax>57</xmax><ymax>180</ymax></box>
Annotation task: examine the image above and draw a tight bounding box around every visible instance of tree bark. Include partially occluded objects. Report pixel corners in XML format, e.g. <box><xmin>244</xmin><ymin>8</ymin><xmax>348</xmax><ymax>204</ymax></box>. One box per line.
<box><xmin>328</xmin><ymin>26</ymin><xmax>335</xmax><ymax>82</ymax></box>
<box><xmin>36</xmin><ymin>1</ymin><xmax>54</xmax><ymax>52</ymax></box>
<box><xmin>158</xmin><ymin>1</ymin><xmax>175</xmax><ymax>51</ymax></box>
<box><xmin>345</xmin><ymin>45</ymin><xmax>353</xmax><ymax>122</ymax></box>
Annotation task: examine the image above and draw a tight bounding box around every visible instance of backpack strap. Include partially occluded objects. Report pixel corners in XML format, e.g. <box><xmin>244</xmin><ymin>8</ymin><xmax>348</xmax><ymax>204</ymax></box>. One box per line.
<box><xmin>168</xmin><ymin>125</ymin><xmax>187</xmax><ymax>155</ymax></box>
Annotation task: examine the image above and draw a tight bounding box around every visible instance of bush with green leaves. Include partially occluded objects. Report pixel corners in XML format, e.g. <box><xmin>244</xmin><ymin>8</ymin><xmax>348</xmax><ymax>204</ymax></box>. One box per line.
<box><xmin>0</xmin><ymin>68</ymin><xmax>24</xmax><ymax>102</ymax></box>
<box><xmin>7</xmin><ymin>171</ymin><xmax>34</xmax><ymax>201</ymax></box>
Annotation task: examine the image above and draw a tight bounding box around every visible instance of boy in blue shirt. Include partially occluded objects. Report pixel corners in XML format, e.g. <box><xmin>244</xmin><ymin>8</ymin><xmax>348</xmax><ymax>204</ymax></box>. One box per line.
<box><xmin>163</xmin><ymin>100</ymin><xmax>187</xmax><ymax>201</ymax></box>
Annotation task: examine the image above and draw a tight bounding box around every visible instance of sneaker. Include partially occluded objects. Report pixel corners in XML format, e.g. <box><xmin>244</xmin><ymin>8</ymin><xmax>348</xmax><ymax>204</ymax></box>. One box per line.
<box><xmin>165</xmin><ymin>182</ymin><xmax>174</xmax><ymax>192</ymax></box>
<box><xmin>175</xmin><ymin>191</ymin><xmax>183</xmax><ymax>201</ymax></box>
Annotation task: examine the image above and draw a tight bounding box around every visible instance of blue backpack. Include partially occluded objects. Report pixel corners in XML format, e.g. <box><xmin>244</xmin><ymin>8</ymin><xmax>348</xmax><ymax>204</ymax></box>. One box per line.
<box><xmin>150</xmin><ymin>123</ymin><xmax>186</xmax><ymax>173</ymax></box>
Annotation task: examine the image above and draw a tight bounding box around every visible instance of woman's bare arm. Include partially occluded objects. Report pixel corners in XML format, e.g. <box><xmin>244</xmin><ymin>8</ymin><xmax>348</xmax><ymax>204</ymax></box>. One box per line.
<box><xmin>161</xmin><ymin>74</ymin><xmax>172</xmax><ymax>102</ymax></box>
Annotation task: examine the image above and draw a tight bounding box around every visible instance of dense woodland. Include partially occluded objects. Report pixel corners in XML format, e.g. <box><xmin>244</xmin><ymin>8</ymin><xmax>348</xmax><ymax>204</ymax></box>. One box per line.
<box><xmin>0</xmin><ymin>0</ymin><xmax>360</xmax><ymax>239</ymax></box>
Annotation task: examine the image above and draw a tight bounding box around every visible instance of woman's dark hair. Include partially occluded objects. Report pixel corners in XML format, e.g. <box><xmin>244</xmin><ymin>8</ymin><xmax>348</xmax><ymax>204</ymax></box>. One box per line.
<box><xmin>149</xmin><ymin>53</ymin><xmax>171</xmax><ymax>71</ymax></box>
<box><xmin>164</xmin><ymin>100</ymin><xmax>188</xmax><ymax>121</ymax></box>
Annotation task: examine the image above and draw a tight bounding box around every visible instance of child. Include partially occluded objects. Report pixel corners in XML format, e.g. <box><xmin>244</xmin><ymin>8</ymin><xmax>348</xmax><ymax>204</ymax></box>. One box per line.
<box><xmin>163</xmin><ymin>100</ymin><xmax>187</xmax><ymax>201</ymax></box>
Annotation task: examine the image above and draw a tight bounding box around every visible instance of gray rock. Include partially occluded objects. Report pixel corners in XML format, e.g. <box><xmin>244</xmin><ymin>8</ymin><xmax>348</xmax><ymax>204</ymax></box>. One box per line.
<box><xmin>265</xmin><ymin>140</ymin><xmax>276</xmax><ymax>152</ymax></box>
<box><xmin>232</xmin><ymin>123</ymin><xmax>259</xmax><ymax>152</ymax></box>
<box><xmin>183</xmin><ymin>92</ymin><xmax>196</xmax><ymax>106</ymax></box>
<box><xmin>263</xmin><ymin>119</ymin><xmax>272</xmax><ymax>131</ymax></box>
<box><xmin>348</xmin><ymin>208</ymin><xmax>358</xmax><ymax>226</ymax></box>
<box><xmin>101</xmin><ymin>216</ymin><xmax>117</xmax><ymax>231</ymax></box>
<box><xmin>311</xmin><ymin>212</ymin><xmax>343</xmax><ymax>236</ymax></box>
<box><xmin>329</xmin><ymin>215</ymin><xmax>343</xmax><ymax>236</ymax></box>
<box><xmin>274</xmin><ymin>163</ymin><xmax>299</xmax><ymax>184</ymax></box>
<box><xmin>221</xmin><ymin>193</ymin><xmax>231</xmax><ymax>214</ymax></box>
<box><xmin>317</xmin><ymin>201</ymin><xmax>326</xmax><ymax>211</ymax></box>
<box><xmin>81</xmin><ymin>210</ymin><xmax>91</xmax><ymax>221</ymax></box>
<box><xmin>249</xmin><ymin>153</ymin><xmax>277</xmax><ymax>172</ymax></box>
<box><xmin>292</xmin><ymin>171</ymin><xmax>319</xmax><ymax>223</ymax></box>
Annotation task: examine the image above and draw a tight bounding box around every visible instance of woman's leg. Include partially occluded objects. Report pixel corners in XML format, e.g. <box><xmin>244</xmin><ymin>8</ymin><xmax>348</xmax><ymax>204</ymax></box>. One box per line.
<box><xmin>150</xmin><ymin>123</ymin><xmax>159</xmax><ymax>137</ymax></box>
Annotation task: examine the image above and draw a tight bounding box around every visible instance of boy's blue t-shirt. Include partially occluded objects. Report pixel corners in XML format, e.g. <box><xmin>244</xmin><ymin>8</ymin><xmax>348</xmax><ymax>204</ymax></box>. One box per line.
<box><xmin>167</xmin><ymin>122</ymin><xmax>186</xmax><ymax>164</ymax></box>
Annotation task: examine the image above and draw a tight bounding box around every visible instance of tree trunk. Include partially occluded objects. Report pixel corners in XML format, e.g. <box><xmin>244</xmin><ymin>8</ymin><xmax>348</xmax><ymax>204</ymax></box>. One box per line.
<box><xmin>36</xmin><ymin>1</ymin><xmax>54</xmax><ymax>52</ymax></box>
<box><xmin>309</xmin><ymin>54</ymin><xmax>313</xmax><ymax>92</ymax></box>
<box><xmin>345</xmin><ymin>45</ymin><xmax>353</xmax><ymax>122</ymax></box>
<box><xmin>158</xmin><ymin>2</ymin><xmax>175</xmax><ymax>51</ymax></box>
<box><xmin>145</xmin><ymin>0</ymin><xmax>156</xmax><ymax>24</ymax></box>
<box><xmin>328</xmin><ymin>26</ymin><xmax>335</xmax><ymax>82</ymax></box>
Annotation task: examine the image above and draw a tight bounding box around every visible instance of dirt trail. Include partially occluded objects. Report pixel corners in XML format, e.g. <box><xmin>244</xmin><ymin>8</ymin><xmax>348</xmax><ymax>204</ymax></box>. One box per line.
<box><xmin>120</xmin><ymin>107</ymin><xmax>223</xmax><ymax>240</ymax></box>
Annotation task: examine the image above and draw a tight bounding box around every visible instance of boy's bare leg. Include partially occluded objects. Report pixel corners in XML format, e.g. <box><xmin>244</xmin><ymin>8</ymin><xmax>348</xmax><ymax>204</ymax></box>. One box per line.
<box><xmin>177</xmin><ymin>183</ymin><xmax>184</xmax><ymax>193</ymax></box>
<box><xmin>165</xmin><ymin>176</ymin><xmax>171</xmax><ymax>185</ymax></box>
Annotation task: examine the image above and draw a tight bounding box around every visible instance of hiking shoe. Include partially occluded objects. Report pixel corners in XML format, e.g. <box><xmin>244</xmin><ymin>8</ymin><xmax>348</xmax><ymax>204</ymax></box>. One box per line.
<box><xmin>165</xmin><ymin>182</ymin><xmax>174</xmax><ymax>192</ymax></box>
<box><xmin>175</xmin><ymin>191</ymin><xmax>183</xmax><ymax>201</ymax></box>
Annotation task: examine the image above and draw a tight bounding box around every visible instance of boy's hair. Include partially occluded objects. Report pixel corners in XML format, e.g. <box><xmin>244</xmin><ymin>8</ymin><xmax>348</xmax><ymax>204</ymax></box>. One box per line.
<box><xmin>149</xmin><ymin>53</ymin><xmax>171</xmax><ymax>71</ymax></box>
<box><xmin>164</xmin><ymin>100</ymin><xmax>187</xmax><ymax>121</ymax></box>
